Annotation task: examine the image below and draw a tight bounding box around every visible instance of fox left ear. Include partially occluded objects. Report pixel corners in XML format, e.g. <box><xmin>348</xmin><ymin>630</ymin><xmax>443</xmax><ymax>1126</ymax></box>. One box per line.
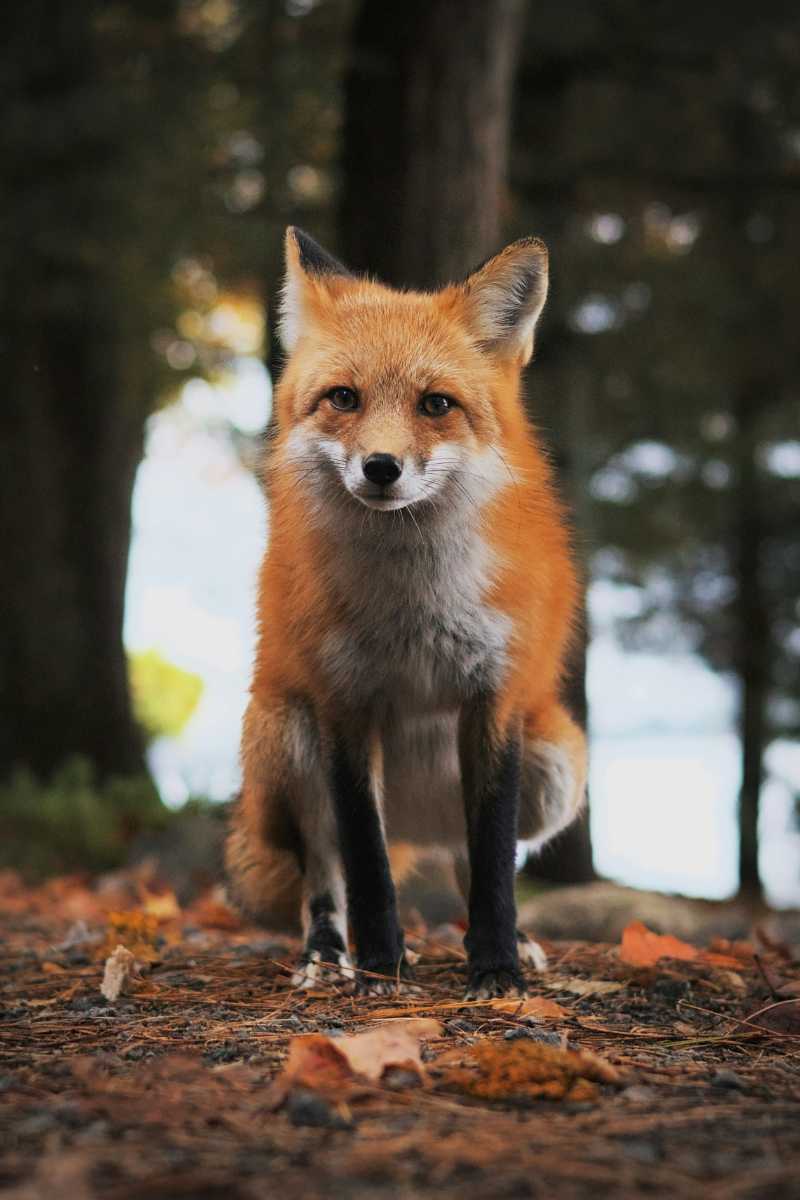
<box><xmin>279</xmin><ymin>227</ymin><xmax>352</xmax><ymax>353</ymax></box>
<box><xmin>459</xmin><ymin>237</ymin><xmax>549</xmax><ymax>365</ymax></box>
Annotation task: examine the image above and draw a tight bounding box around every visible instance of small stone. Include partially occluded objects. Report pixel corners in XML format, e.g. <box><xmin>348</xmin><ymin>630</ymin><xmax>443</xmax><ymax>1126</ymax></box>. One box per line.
<box><xmin>504</xmin><ymin>1027</ymin><xmax>561</xmax><ymax>1047</ymax></box>
<box><xmin>621</xmin><ymin>1085</ymin><xmax>656</xmax><ymax>1104</ymax></box>
<box><xmin>711</xmin><ymin>1069</ymin><xmax>745</xmax><ymax>1090</ymax></box>
<box><xmin>286</xmin><ymin>1089</ymin><xmax>351</xmax><ymax>1129</ymax></box>
<box><xmin>382</xmin><ymin>1066</ymin><xmax>422</xmax><ymax>1090</ymax></box>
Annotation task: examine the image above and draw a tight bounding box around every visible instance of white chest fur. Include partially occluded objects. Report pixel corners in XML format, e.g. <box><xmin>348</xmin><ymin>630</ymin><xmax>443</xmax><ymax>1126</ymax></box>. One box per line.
<box><xmin>318</xmin><ymin>507</ymin><xmax>511</xmax><ymax>712</ymax></box>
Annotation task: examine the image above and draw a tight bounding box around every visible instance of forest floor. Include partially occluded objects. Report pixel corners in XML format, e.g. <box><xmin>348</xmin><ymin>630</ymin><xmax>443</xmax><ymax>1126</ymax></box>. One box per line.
<box><xmin>1</xmin><ymin>868</ymin><xmax>799</xmax><ymax>1200</ymax></box>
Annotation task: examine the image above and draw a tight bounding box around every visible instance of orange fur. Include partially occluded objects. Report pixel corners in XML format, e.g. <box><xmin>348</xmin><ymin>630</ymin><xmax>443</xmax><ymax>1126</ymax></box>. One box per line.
<box><xmin>226</xmin><ymin>230</ymin><xmax>586</xmax><ymax>929</ymax></box>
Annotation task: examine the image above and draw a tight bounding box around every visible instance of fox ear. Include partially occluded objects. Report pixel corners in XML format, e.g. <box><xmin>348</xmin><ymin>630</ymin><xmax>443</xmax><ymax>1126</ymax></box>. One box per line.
<box><xmin>279</xmin><ymin>227</ymin><xmax>352</xmax><ymax>353</ymax></box>
<box><xmin>459</xmin><ymin>237</ymin><xmax>549</xmax><ymax>364</ymax></box>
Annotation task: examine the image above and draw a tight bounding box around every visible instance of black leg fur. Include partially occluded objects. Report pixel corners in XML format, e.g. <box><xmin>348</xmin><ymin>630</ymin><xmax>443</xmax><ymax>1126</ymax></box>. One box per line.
<box><xmin>329</xmin><ymin>737</ymin><xmax>407</xmax><ymax>992</ymax></box>
<box><xmin>460</xmin><ymin>705</ymin><xmax>525</xmax><ymax>998</ymax></box>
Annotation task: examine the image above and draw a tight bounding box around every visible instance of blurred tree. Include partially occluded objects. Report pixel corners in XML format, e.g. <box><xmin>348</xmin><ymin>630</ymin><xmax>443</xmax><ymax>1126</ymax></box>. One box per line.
<box><xmin>339</xmin><ymin>0</ymin><xmax>596</xmax><ymax>886</ymax></box>
<box><xmin>0</xmin><ymin>1</ymin><xmax>244</xmax><ymax>780</ymax></box>
<box><xmin>511</xmin><ymin>0</ymin><xmax>800</xmax><ymax>898</ymax></box>
<box><xmin>340</xmin><ymin>0</ymin><xmax>525</xmax><ymax>286</ymax></box>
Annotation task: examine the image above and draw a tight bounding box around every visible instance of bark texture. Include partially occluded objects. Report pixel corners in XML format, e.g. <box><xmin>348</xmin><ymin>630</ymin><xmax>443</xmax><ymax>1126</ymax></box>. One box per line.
<box><xmin>341</xmin><ymin>0</ymin><xmax>526</xmax><ymax>288</ymax></box>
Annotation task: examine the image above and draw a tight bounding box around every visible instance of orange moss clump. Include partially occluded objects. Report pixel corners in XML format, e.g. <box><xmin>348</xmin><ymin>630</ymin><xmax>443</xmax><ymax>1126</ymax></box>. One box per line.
<box><xmin>439</xmin><ymin>1040</ymin><xmax>620</xmax><ymax>1105</ymax></box>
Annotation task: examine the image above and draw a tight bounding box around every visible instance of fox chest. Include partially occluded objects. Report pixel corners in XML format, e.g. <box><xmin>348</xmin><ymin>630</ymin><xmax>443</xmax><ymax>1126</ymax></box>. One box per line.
<box><xmin>318</xmin><ymin>525</ymin><xmax>511</xmax><ymax>708</ymax></box>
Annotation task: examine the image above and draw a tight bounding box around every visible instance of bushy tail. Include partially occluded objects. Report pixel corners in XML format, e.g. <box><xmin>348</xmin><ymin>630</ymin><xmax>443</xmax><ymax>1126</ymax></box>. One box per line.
<box><xmin>224</xmin><ymin>801</ymin><xmax>303</xmax><ymax>933</ymax></box>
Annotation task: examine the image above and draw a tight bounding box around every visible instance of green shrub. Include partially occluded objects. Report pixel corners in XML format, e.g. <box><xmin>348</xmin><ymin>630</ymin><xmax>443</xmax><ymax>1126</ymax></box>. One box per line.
<box><xmin>0</xmin><ymin>757</ymin><xmax>171</xmax><ymax>879</ymax></box>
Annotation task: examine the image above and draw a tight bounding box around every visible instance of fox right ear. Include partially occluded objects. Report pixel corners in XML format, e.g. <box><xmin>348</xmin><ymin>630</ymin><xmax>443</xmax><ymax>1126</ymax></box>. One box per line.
<box><xmin>459</xmin><ymin>237</ymin><xmax>549</xmax><ymax>365</ymax></box>
<box><xmin>278</xmin><ymin>227</ymin><xmax>352</xmax><ymax>353</ymax></box>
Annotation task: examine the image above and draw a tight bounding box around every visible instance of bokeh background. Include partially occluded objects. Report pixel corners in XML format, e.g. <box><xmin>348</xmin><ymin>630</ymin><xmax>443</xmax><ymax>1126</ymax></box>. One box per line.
<box><xmin>2</xmin><ymin>0</ymin><xmax>799</xmax><ymax>911</ymax></box>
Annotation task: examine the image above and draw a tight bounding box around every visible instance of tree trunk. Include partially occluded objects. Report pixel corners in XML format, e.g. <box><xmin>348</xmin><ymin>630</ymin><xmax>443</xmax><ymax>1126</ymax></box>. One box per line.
<box><xmin>0</xmin><ymin>5</ymin><xmax>145</xmax><ymax>781</ymax></box>
<box><xmin>340</xmin><ymin>0</ymin><xmax>526</xmax><ymax>288</ymax></box>
<box><xmin>340</xmin><ymin>0</ymin><xmax>595</xmax><ymax>885</ymax></box>
<box><xmin>0</xmin><ymin>293</ymin><xmax>145</xmax><ymax>781</ymax></box>
<box><xmin>734</xmin><ymin>387</ymin><xmax>766</xmax><ymax>900</ymax></box>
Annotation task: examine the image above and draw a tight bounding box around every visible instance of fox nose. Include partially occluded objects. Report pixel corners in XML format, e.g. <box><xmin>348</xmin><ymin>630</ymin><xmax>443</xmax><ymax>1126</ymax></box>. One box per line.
<box><xmin>362</xmin><ymin>453</ymin><xmax>402</xmax><ymax>486</ymax></box>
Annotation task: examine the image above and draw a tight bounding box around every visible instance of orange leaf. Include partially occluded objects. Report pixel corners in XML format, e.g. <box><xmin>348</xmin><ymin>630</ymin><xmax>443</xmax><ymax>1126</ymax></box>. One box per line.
<box><xmin>619</xmin><ymin>921</ymin><xmax>698</xmax><ymax>967</ymax></box>
<box><xmin>266</xmin><ymin>1022</ymin><xmax>434</xmax><ymax>1108</ymax></box>
<box><xmin>486</xmin><ymin>996</ymin><xmax>566</xmax><ymax>1020</ymax></box>
<box><xmin>700</xmin><ymin>951</ymin><xmax>747</xmax><ymax>969</ymax></box>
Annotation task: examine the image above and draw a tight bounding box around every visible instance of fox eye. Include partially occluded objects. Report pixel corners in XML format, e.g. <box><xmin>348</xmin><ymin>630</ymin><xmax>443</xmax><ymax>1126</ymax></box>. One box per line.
<box><xmin>419</xmin><ymin>393</ymin><xmax>453</xmax><ymax>417</ymax></box>
<box><xmin>327</xmin><ymin>386</ymin><xmax>359</xmax><ymax>412</ymax></box>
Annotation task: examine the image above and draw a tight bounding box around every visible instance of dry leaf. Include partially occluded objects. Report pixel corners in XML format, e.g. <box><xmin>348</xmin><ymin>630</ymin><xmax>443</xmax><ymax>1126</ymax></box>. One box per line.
<box><xmin>700</xmin><ymin>951</ymin><xmax>747</xmax><ymax>969</ymax></box>
<box><xmin>335</xmin><ymin>1025</ymin><xmax>428</xmax><ymax>1082</ymax></box>
<box><xmin>267</xmin><ymin>1020</ymin><xmax>440</xmax><ymax>1107</ymax></box>
<box><xmin>98</xmin><ymin>911</ymin><xmax>162</xmax><ymax>963</ymax></box>
<box><xmin>546</xmin><ymin>977</ymin><xmax>624</xmax><ymax>998</ymax></box>
<box><xmin>742</xmin><ymin>998</ymin><xmax>800</xmax><ymax>1035</ymax></box>
<box><xmin>619</xmin><ymin>921</ymin><xmax>698</xmax><ymax>967</ymax></box>
<box><xmin>718</xmin><ymin>970</ymin><xmax>747</xmax><ymax>994</ymax></box>
<box><xmin>485</xmin><ymin>996</ymin><xmax>566</xmax><ymax>1020</ymax></box>
<box><xmin>141</xmin><ymin>890</ymin><xmax>181</xmax><ymax>922</ymax></box>
<box><xmin>100</xmin><ymin>945</ymin><xmax>136</xmax><ymax>1002</ymax></box>
<box><xmin>370</xmin><ymin>1018</ymin><xmax>443</xmax><ymax>1039</ymax></box>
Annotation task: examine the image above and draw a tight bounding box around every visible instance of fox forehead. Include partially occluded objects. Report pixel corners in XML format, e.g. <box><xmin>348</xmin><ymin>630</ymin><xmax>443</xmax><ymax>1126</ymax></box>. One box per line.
<box><xmin>288</xmin><ymin>284</ymin><xmax>494</xmax><ymax>396</ymax></box>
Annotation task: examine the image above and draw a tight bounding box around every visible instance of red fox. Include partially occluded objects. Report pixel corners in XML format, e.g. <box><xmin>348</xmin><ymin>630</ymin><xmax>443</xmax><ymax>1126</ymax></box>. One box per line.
<box><xmin>226</xmin><ymin>227</ymin><xmax>587</xmax><ymax>998</ymax></box>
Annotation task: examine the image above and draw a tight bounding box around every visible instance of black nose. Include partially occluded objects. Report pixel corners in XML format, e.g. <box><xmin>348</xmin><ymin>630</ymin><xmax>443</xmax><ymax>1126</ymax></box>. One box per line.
<box><xmin>362</xmin><ymin>453</ymin><xmax>402</xmax><ymax>486</ymax></box>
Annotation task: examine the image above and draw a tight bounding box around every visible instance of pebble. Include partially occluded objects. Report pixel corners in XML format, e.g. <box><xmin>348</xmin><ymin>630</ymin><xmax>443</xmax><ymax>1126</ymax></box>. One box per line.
<box><xmin>504</xmin><ymin>1027</ymin><xmax>561</xmax><ymax>1046</ymax></box>
<box><xmin>286</xmin><ymin>1089</ymin><xmax>352</xmax><ymax>1130</ymax></box>
<box><xmin>711</xmin><ymin>1069</ymin><xmax>746</xmax><ymax>1090</ymax></box>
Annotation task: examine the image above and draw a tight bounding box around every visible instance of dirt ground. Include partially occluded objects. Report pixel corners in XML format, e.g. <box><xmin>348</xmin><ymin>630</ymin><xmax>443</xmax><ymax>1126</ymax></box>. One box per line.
<box><xmin>1</xmin><ymin>869</ymin><xmax>799</xmax><ymax>1200</ymax></box>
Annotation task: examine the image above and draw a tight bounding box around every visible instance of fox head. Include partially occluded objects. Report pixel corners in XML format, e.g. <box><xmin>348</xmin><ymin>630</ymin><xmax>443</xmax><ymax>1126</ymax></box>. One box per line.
<box><xmin>274</xmin><ymin>227</ymin><xmax>548</xmax><ymax>514</ymax></box>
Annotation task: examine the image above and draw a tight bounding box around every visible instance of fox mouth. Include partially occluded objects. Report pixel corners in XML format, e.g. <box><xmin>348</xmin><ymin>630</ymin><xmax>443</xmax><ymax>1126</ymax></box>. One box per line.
<box><xmin>350</xmin><ymin>486</ymin><xmax>417</xmax><ymax>511</ymax></box>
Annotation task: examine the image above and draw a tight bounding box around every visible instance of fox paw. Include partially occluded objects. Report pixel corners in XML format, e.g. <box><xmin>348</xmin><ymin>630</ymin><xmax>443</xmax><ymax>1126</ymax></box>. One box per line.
<box><xmin>291</xmin><ymin>947</ymin><xmax>355</xmax><ymax>989</ymax></box>
<box><xmin>465</xmin><ymin>966</ymin><xmax>527</xmax><ymax>1001</ymax></box>
<box><xmin>352</xmin><ymin>957</ymin><xmax>417</xmax><ymax>997</ymax></box>
<box><xmin>516</xmin><ymin>929</ymin><xmax>548</xmax><ymax>972</ymax></box>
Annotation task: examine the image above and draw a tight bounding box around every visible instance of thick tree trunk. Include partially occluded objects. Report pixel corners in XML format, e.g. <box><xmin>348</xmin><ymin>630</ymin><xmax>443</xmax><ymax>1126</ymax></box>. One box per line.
<box><xmin>0</xmin><ymin>295</ymin><xmax>145</xmax><ymax>780</ymax></box>
<box><xmin>341</xmin><ymin>0</ymin><xmax>595</xmax><ymax>885</ymax></box>
<box><xmin>340</xmin><ymin>0</ymin><xmax>526</xmax><ymax>288</ymax></box>
<box><xmin>0</xmin><ymin>6</ymin><xmax>145</xmax><ymax>780</ymax></box>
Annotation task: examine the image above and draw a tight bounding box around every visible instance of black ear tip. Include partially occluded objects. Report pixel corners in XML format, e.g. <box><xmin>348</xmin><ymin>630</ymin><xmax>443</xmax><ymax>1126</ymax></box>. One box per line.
<box><xmin>288</xmin><ymin>227</ymin><xmax>352</xmax><ymax>279</ymax></box>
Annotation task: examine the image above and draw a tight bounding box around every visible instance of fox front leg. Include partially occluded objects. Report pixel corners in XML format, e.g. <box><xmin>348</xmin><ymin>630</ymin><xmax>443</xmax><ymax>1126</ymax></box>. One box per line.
<box><xmin>329</xmin><ymin>733</ymin><xmax>408</xmax><ymax>994</ymax></box>
<box><xmin>459</xmin><ymin>701</ymin><xmax>526</xmax><ymax>999</ymax></box>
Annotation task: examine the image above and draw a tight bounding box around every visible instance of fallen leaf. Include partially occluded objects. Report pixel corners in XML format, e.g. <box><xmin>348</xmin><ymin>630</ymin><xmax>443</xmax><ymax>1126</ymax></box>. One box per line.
<box><xmin>368</xmin><ymin>996</ymin><xmax>565</xmax><ymax>1019</ymax></box>
<box><xmin>335</xmin><ymin>1025</ymin><xmax>428</xmax><ymax>1082</ymax></box>
<box><xmin>141</xmin><ymin>890</ymin><xmax>181</xmax><ymax>922</ymax></box>
<box><xmin>699</xmin><ymin>951</ymin><xmax>747</xmax><ymax>969</ymax></box>
<box><xmin>742</xmin><ymin>998</ymin><xmax>800</xmax><ymax>1035</ymax></box>
<box><xmin>486</xmin><ymin>996</ymin><xmax>566</xmax><ymax>1020</ymax></box>
<box><xmin>717</xmin><ymin>970</ymin><xmax>747</xmax><ymax>994</ymax></box>
<box><xmin>267</xmin><ymin>1020</ymin><xmax>439</xmax><ymax>1108</ymax></box>
<box><xmin>619</xmin><ymin>921</ymin><xmax>698</xmax><ymax>968</ymax></box>
<box><xmin>98</xmin><ymin>911</ymin><xmax>161</xmax><ymax>963</ymax></box>
<box><xmin>100</xmin><ymin>945</ymin><xmax>136</xmax><ymax>1002</ymax></box>
<box><xmin>546</xmin><ymin>977</ymin><xmax>624</xmax><ymax>998</ymax></box>
<box><xmin>188</xmin><ymin>895</ymin><xmax>242</xmax><ymax>930</ymax></box>
<box><xmin>370</xmin><ymin>1018</ymin><xmax>443</xmax><ymax>1040</ymax></box>
<box><xmin>708</xmin><ymin>937</ymin><xmax>755</xmax><ymax>960</ymax></box>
